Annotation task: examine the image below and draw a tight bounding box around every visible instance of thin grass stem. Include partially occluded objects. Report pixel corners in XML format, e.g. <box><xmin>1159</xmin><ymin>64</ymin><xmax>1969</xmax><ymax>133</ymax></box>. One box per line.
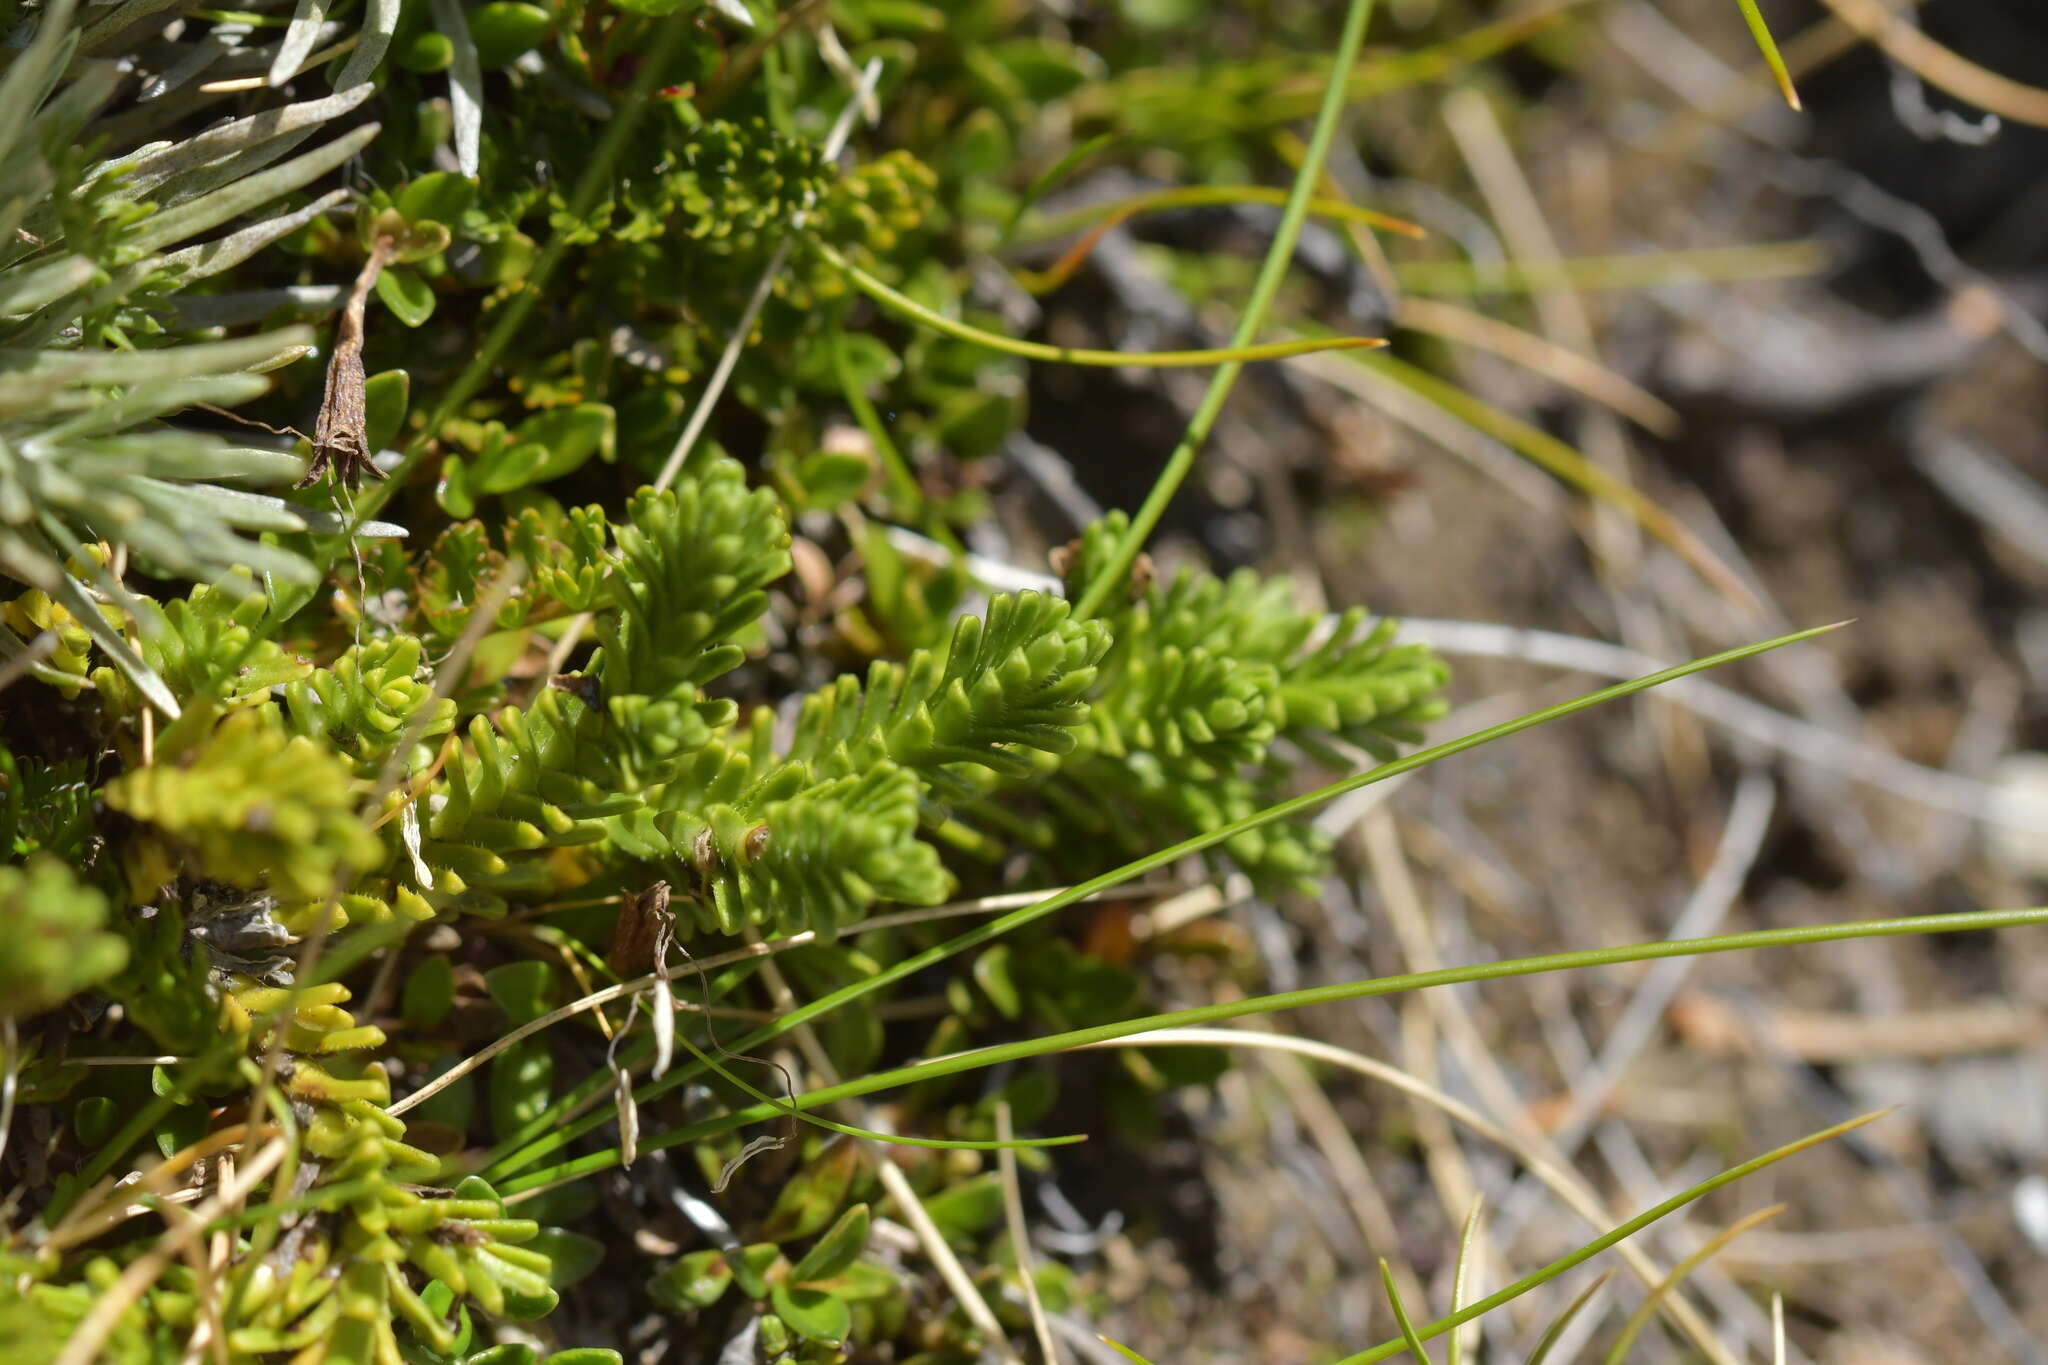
<box><xmin>1071</xmin><ymin>0</ymin><xmax>1382</xmax><ymax>620</ymax></box>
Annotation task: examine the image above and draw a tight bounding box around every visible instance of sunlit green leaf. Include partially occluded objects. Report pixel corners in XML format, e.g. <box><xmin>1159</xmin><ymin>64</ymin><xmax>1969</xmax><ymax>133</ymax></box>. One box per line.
<box><xmin>769</xmin><ymin>1284</ymin><xmax>851</xmax><ymax>1345</ymax></box>
<box><xmin>789</xmin><ymin>1203</ymin><xmax>870</xmax><ymax>1286</ymax></box>
<box><xmin>375</xmin><ymin>267</ymin><xmax>436</xmax><ymax>327</ymax></box>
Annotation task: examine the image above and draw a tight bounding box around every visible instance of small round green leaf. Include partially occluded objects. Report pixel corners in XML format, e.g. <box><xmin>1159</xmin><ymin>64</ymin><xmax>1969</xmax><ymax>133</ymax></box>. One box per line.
<box><xmin>484</xmin><ymin>960</ymin><xmax>556</xmax><ymax>1026</ymax></box>
<box><xmin>397</xmin><ymin>30</ymin><xmax>455</xmax><ymax>72</ymax></box>
<box><xmin>363</xmin><ymin>369</ymin><xmax>411</xmax><ymax>454</ymax></box>
<box><xmin>457</xmin><ymin>231</ymin><xmax>538</xmax><ymax>285</ymax></box>
<box><xmin>73</xmin><ymin>1096</ymin><xmax>118</xmax><ymax>1147</ymax></box>
<box><xmin>919</xmin><ymin>1172</ymin><xmax>1004</xmax><ymax>1246</ymax></box>
<box><xmin>728</xmin><ymin>1243</ymin><xmax>782</xmax><ymax>1301</ymax></box>
<box><xmin>462</xmin><ymin>1347</ymin><xmax>536</xmax><ymax>1365</ymax></box>
<box><xmin>154</xmin><ymin>1104</ymin><xmax>206</xmax><ymax>1159</ymax></box>
<box><xmin>973</xmin><ymin>944</ymin><xmax>1022</xmax><ymax>1021</ymax></box>
<box><xmin>528</xmin><ymin>1228</ymin><xmax>604</xmax><ymax>1287</ymax></box>
<box><xmin>468</xmin><ymin>1</ymin><xmax>552</xmax><ymax>67</ymax></box>
<box><xmin>396</xmin><ymin>173</ymin><xmax>478</xmax><ymax>227</ymax></box>
<box><xmin>454</xmin><ymin>1176</ymin><xmax>504</xmax><ymax>1211</ymax></box>
<box><xmin>436</xmin><ymin>453</ymin><xmax>476</xmax><ymax>518</ymax></box>
<box><xmin>374</xmin><ymin>268</ymin><xmax>435</xmax><ymax>328</ymax></box>
<box><xmin>757</xmin><ymin>1142</ymin><xmax>858</xmax><ymax>1243</ymax></box>
<box><xmin>402</xmin><ymin>955</ymin><xmax>454</xmax><ymax>1029</ymax></box>
<box><xmin>647</xmin><ymin>1249</ymin><xmax>732</xmax><ymax>1312</ymax></box>
<box><xmin>769</xmin><ymin>1285</ymin><xmax>851</xmax><ymax>1345</ymax></box>
<box><xmin>496</xmin><ymin>1280</ymin><xmax>559</xmax><ymax>1321</ymax></box>
<box><xmin>790</xmin><ymin>450</ymin><xmax>873</xmax><ymax>513</ymax></box>
<box><xmin>488</xmin><ymin>1039</ymin><xmax>554</xmax><ymax>1142</ymax></box>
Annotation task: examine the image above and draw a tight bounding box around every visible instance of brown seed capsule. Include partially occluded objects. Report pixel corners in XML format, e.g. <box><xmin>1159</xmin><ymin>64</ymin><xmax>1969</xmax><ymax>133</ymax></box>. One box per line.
<box><xmin>607</xmin><ymin>881</ymin><xmax>672</xmax><ymax>977</ymax></box>
<box><xmin>299</xmin><ymin>236</ymin><xmax>398</xmax><ymax>491</ymax></box>
<box><xmin>740</xmin><ymin>823</ymin><xmax>771</xmax><ymax>864</ymax></box>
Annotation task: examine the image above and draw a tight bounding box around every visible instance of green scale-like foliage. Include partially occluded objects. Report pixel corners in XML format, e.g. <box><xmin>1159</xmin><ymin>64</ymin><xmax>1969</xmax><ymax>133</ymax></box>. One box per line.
<box><xmin>1033</xmin><ymin>512</ymin><xmax>1452</xmax><ymax>887</ymax></box>
<box><xmin>106</xmin><ymin>706</ymin><xmax>384</xmax><ymax>905</ymax></box>
<box><xmin>595</xmin><ymin>467</ymin><xmax>793</xmax><ymax>766</ymax></box>
<box><xmin>285</xmin><ymin>636</ymin><xmax>457</xmax><ymax>781</ymax></box>
<box><xmin>605</xmin><ymin>588</ymin><xmax>1109</xmax><ymax>937</ymax></box>
<box><xmin>90</xmin><ymin>572</ymin><xmax>312</xmax><ymax>721</ymax></box>
<box><xmin>781</xmin><ymin>590</ymin><xmax>1111</xmax><ymax>796</ymax></box>
<box><xmin>0</xmin><ymin>857</ymin><xmax>126</xmax><ymax>1019</ymax></box>
<box><xmin>608</xmin><ymin>742</ymin><xmax>951</xmax><ymax>939</ymax></box>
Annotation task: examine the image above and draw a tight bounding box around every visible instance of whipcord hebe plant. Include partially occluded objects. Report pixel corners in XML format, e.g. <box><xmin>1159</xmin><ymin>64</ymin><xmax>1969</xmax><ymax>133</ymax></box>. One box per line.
<box><xmin>0</xmin><ymin>0</ymin><xmax>2039</xmax><ymax>1362</ymax></box>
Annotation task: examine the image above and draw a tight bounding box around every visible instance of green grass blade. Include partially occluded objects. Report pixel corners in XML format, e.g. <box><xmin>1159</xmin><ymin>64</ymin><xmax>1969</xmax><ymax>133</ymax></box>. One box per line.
<box><xmin>1071</xmin><ymin>0</ymin><xmax>1382</xmax><ymax>620</ymax></box>
<box><xmin>1098</xmin><ymin>1337</ymin><xmax>1159</xmax><ymax>1365</ymax></box>
<box><xmin>1014</xmin><ymin>185</ymin><xmax>1423</xmax><ymax>295</ymax></box>
<box><xmin>1392</xmin><ymin>242</ymin><xmax>1827</xmax><ymax>296</ymax></box>
<box><xmin>1599</xmin><ymin>1204</ymin><xmax>1784</xmax><ymax>1365</ymax></box>
<box><xmin>1447</xmin><ymin>1199</ymin><xmax>1482</xmax><ymax>1365</ymax></box>
<box><xmin>814</xmin><ymin>242</ymin><xmax>1381</xmax><ymax>367</ymax></box>
<box><xmin>516</xmin><ymin>905</ymin><xmax>2047</xmax><ymax>1194</ymax></box>
<box><xmin>833</xmin><ymin>327</ymin><xmax>932</xmax><ymax>533</ymax></box>
<box><xmin>1328</xmin><ymin>1114</ymin><xmax>1880</xmax><ymax>1365</ymax></box>
<box><xmin>1381</xmin><ymin>1260</ymin><xmax>1433</xmax><ymax>1361</ymax></box>
<box><xmin>665</xmin><ymin>1022</ymin><xmax>1084</xmax><ymax>1153</ymax></box>
<box><xmin>1733</xmin><ymin>0</ymin><xmax>1802</xmax><ymax>110</ymax></box>
<box><xmin>1523</xmin><ymin>1272</ymin><xmax>1610</xmax><ymax>1365</ymax></box>
<box><xmin>478</xmin><ymin>622</ymin><xmax>1840</xmax><ymax>1180</ymax></box>
<box><xmin>1000</xmin><ymin>132</ymin><xmax>1121</xmax><ymax>247</ymax></box>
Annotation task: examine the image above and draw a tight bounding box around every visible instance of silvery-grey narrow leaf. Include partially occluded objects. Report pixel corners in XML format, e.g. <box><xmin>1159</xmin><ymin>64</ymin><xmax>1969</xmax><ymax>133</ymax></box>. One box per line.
<box><xmin>50</xmin><ymin>437</ymin><xmax>301</xmax><ymax>486</ymax></box>
<box><xmin>531</xmin><ymin>60</ymin><xmax>613</xmax><ymax>121</ymax></box>
<box><xmin>209</xmin><ymin>448</ymin><xmax>311</xmax><ymax>484</ymax></box>
<box><xmin>0</xmin><ymin>4</ymin><xmax>78</xmax><ymax>138</ymax></box>
<box><xmin>127</xmin><ymin>478</ymin><xmax>311</xmax><ymax>533</ymax></box>
<box><xmin>138</xmin><ymin>30</ymin><xmax>236</xmax><ymax>100</ymax></box>
<box><xmin>0</xmin><ymin>255</ymin><xmax>93</xmax><ymax>318</ymax></box>
<box><xmin>162</xmin><ymin>188</ymin><xmax>349</xmax><ymax>283</ymax></box>
<box><xmin>0</xmin><ymin>622</ymin><xmax>66</xmax><ymax>694</ymax></box>
<box><xmin>0</xmin><ymin>164</ymin><xmax>60</xmax><ymax>258</ymax></box>
<box><xmin>0</xmin><ymin>369</ymin><xmax>76</xmax><ymax>420</ymax></box>
<box><xmin>124</xmin><ymin>123</ymin><xmax>377</xmax><ymax>255</ymax></box>
<box><xmin>268</xmin><ymin>0</ymin><xmax>335</xmax><ymax>87</ymax></box>
<box><xmin>122</xmin><ymin>84</ymin><xmax>375</xmax><ymax>194</ymax></box>
<box><xmin>166</xmin><ymin>284</ymin><xmax>346</xmax><ymax>331</ymax></box>
<box><xmin>0</xmin><ymin>257</ymin><xmax>159</xmax><ymax>350</ymax></box>
<box><xmin>400</xmin><ymin>800</ymin><xmax>434</xmax><ymax>889</ymax></box>
<box><xmin>247</xmin><ymin>343</ymin><xmax>317</xmax><ymax>375</ymax></box>
<box><xmin>20</xmin><ymin>558</ymin><xmax>179</xmax><ymax>718</ymax></box>
<box><xmin>0</xmin><ymin>327</ymin><xmax>315</xmax><ymax>391</ymax></box>
<box><xmin>154</xmin><ymin>131</ymin><xmax>328</xmax><ymax>218</ymax></box>
<box><xmin>333</xmin><ymin>0</ymin><xmax>401</xmax><ymax>90</ymax></box>
<box><xmin>714</xmin><ymin>1317</ymin><xmax>759</xmax><ymax>1365</ymax></box>
<box><xmin>293</xmin><ymin>507</ymin><xmax>410</xmax><ymax>538</ymax></box>
<box><xmin>33</xmin><ymin>378</ymin><xmax>272</xmax><ymax>443</ymax></box>
<box><xmin>152</xmin><ymin>445</ymin><xmax>307</xmax><ymax>486</ymax></box>
<box><xmin>90</xmin><ymin>498</ymin><xmax>313</xmax><ymax>587</ymax></box>
<box><xmin>79</xmin><ymin>0</ymin><xmax>191</xmax><ymax>55</ymax></box>
<box><xmin>430</xmin><ymin>0</ymin><xmax>481</xmax><ymax>177</ymax></box>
